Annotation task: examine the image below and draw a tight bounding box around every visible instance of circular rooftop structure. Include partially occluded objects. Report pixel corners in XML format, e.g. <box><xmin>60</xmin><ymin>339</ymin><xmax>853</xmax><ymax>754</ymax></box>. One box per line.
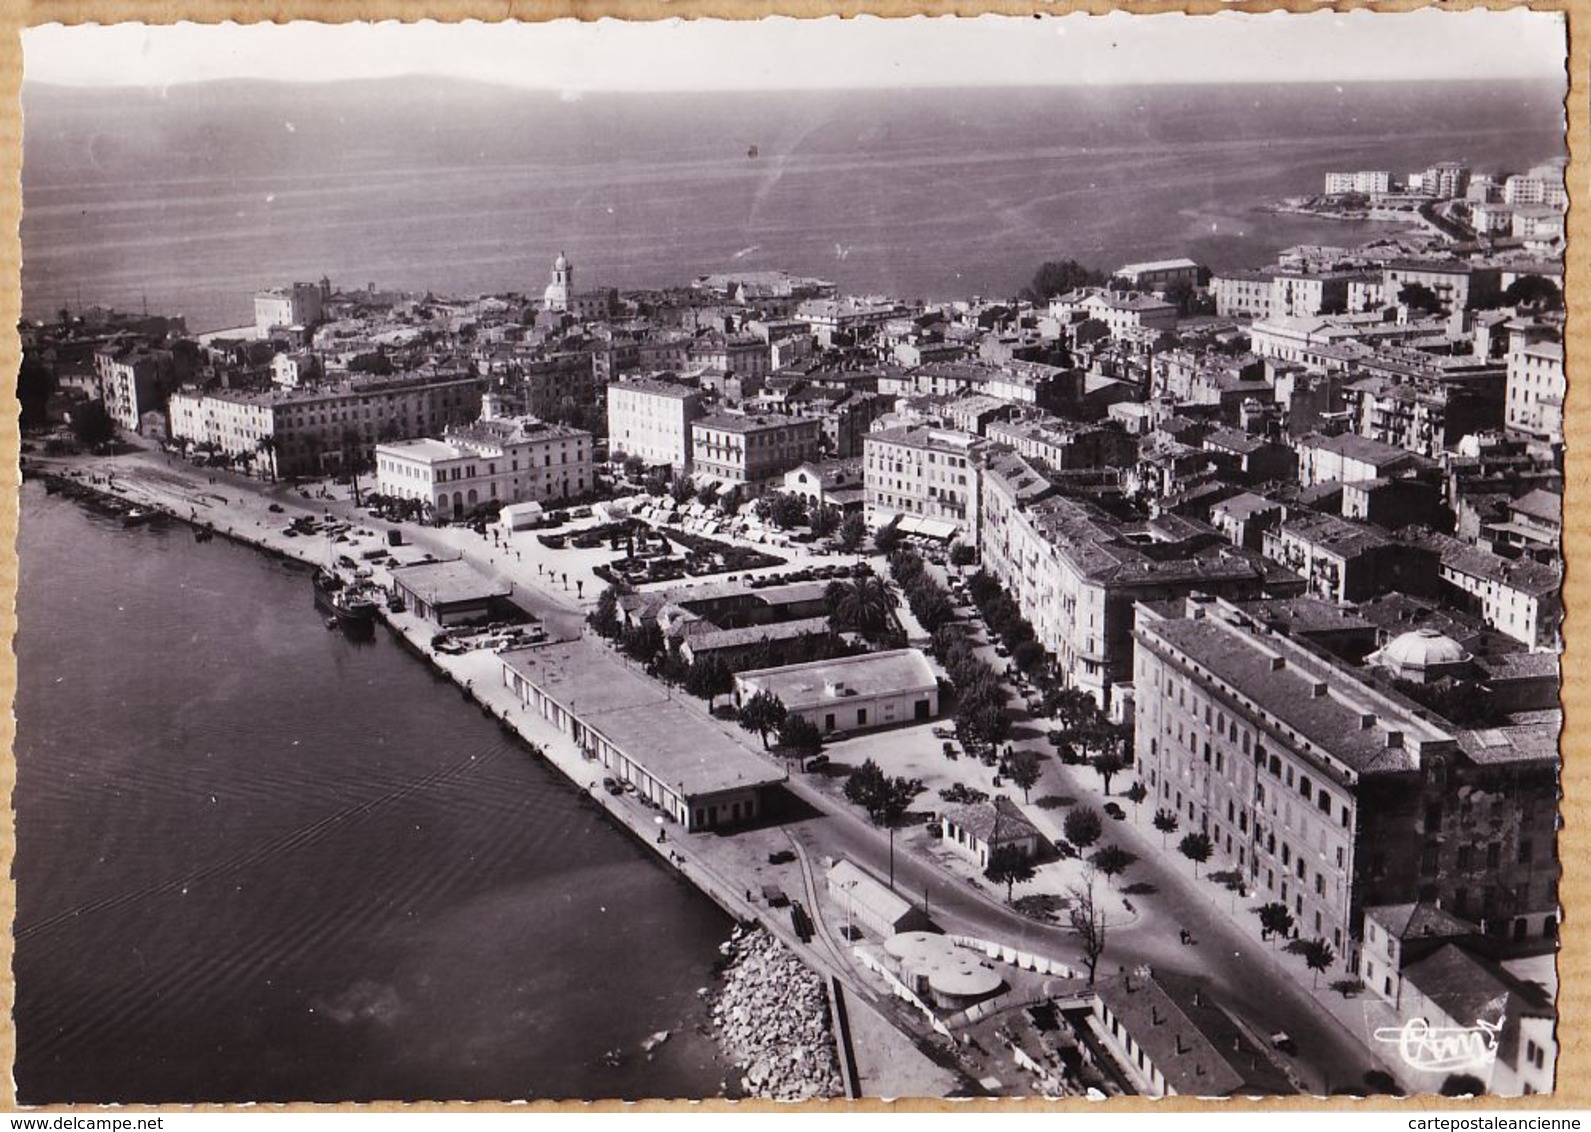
<box><xmin>884</xmin><ymin>931</ymin><xmax>1003</xmax><ymax>1005</ymax></box>
<box><xmin>1380</xmin><ymin>628</ymin><xmax>1470</xmax><ymax>670</ymax></box>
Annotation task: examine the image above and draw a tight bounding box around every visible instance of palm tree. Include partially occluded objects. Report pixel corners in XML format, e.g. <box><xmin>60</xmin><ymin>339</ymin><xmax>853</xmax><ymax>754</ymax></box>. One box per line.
<box><xmin>831</xmin><ymin>574</ymin><xmax>897</xmax><ymax>639</ymax></box>
<box><xmin>256</xmin><ymin>436</ymin><xmax>278</xmax><ymax>482</ymax></box>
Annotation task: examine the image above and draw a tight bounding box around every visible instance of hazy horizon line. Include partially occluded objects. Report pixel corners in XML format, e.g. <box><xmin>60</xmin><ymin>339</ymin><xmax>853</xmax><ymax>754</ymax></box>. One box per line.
<box><xmin>23</xmin><ymin>73</ymin><xmax>1567</xmax><ymax>94</ymax></box>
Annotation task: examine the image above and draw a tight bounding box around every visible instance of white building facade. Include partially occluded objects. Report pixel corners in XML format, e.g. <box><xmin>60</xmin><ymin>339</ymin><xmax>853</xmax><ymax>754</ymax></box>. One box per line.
<box><xmin>376</xmin><ymin>415</ymin><xmax>593</xmax><ymax>520</ymax></box>
<box><xmin>606</xmin><ymin>379</ymin><xmax>706</xmax><ymax>472</ymax></box>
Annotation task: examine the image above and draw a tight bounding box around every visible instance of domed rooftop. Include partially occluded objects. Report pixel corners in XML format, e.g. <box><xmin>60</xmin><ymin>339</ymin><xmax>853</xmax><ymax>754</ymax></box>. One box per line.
<box><xmin>1378</xmin><ymin>627</ymin><xmax>1471</xmax><ymax>670</ymax></box>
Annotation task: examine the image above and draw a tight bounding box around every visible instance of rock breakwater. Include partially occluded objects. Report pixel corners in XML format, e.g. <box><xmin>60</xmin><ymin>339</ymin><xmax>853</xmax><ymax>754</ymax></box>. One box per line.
<box><xmin>710</xmin><ymin>927</ymin><xmax>843</xmax><ymax>1101</ymax></box>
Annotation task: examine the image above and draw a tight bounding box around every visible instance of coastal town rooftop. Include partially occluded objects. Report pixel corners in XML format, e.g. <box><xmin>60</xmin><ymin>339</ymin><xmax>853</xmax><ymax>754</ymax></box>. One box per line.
<box><xmin>389</xmin><ymin>558</ymin><xmax>514</xmax><ymax>609</ymax></box>
<box><xmin>736</xmin><ymin>649</ymin><xmax>939</xmax><ymax>710</ymax></box>
<box><xmin>500</xmin><ymin>638</ymin><xmax>784</xmax><ymax>800</ymax></box>
<box><xmin>1137</xmin><ymin>609</ymin><xmax>1452</xmax><ymax>777</ymax></box>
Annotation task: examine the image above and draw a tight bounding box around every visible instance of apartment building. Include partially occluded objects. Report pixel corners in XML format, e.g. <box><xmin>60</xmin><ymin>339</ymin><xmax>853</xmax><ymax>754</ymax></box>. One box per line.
<box><xmin>980</xmin><ymin>452</ymin><xmax>1272</xmax><ymax>708</ymax></box>
<box><xmin>863</xmin><ymin>425</ymin><xmax>984</xmax><ymax>537</ymax></box>
<box><xmin>1294</xmin><ymin>432</ymin><xmax>1423</xmax><ymax>487</ymax></box>
<box><xmin>168</xmin><ymin>370</ymin><xmax>484</xmax><ymax>478</ymax></box>
<box><xmin>95</xmin><ymin>344</ymin><xmax>174</xmax><ymax>432</ymax></box>
<box><xmin>1505</xmin><ymin>340</ymin><xmax>1564</xmax><ymax>440</ymax></box>
<box><xmin>1324</xmin><ymin>171</ymin><xmax>1392</xmax><ymax>195</ymax></box>
<box><xmin>1211</xmin><ymin>270</ymin><xmax>1277</xmax><ymax>321</ymax></box>
<box><xmin>1383</xmin><ymin>261</ymin><xmax>1501</xmax><ymax>312</ymax></box>
<box><xmin>1133</xmin><ymin>597</ymin><xmax>1558</xmax><ymax>975</ymax></box>
<box><xmin>1438</xmin><ymin>545</ymin><xmax>1561</xmax><ymax>649</ymax></box>
<box><xmin>690</xmin><ymin>410</ymin><xmax>822</xmax><ymax>496</ymax></box>
<box><xmin>606</xmin><ymin>378</ymin><xmax>706</xmax><ymax>471</ymax></box>
<box><xmin>984</xmin><ymin>417</ymin><xmax>1137</xmax><ymax>472</ymax></box>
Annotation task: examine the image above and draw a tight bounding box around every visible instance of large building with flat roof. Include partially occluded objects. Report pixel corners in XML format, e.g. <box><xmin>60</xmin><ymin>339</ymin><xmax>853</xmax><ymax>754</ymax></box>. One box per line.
<box><xmin>1113</xmin><ymin>257</ymin><xmax>1201</xmax><ymax>293</ymax></box>
<box><xmin>389</xmin><ymin>559</ymin><xmax>519</xmax><ymax>626</ymax></box>
<box><xmin>734</xmin><ymin>649</ymin><xmax>939</xmax><ymax>735</ymax></box>
<box><xmin>500</xmin><ymin>639</ymin><xmax>784</xmax><ymax>832</ymax></box>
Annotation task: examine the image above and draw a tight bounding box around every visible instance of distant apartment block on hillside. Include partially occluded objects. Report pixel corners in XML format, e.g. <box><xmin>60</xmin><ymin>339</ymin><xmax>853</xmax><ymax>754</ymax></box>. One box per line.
<box><xmin>1324</xmin><ymin>170</ymin><xmax>1391</xmax><ymax>195</ymax></box>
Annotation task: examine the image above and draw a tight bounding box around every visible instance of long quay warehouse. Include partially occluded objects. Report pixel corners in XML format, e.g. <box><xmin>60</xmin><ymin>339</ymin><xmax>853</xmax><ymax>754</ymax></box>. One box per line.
<box><xmin>500</xmin><ymin>638</ymin><xmax>787</xmax><ymax>831</ymax></box>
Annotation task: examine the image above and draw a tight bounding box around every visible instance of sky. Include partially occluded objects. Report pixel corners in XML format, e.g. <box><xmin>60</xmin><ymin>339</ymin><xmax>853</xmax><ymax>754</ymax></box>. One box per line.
<box><xmin>21</xmin><ymin>10</ymin><xmax>1567</xmax><ymax>92</ymax></box>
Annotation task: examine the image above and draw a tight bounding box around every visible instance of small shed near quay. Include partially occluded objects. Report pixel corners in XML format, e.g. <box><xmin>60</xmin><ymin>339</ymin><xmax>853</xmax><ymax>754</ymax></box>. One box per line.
<box><xmin>826</xmin><ymin>858</ymin><xmax>933</xmax><ymax>939</ymax></box>
<box><xmin>390</xmin><ymin>558</ymin><xmax>518</xmax><ymax>626</ymax></box>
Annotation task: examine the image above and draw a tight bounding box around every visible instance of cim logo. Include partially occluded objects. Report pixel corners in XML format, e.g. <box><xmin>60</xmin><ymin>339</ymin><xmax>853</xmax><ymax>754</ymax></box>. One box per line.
<box><xmin>1372</xmin><ymin>1017</ymin><xmax>1504</xmax><ymax>1073</ymax></box>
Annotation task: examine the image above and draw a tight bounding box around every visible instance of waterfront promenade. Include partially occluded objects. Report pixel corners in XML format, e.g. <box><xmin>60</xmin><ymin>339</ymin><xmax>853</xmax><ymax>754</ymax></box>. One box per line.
<box><xmin>30</xmin><ymin>442</ymin><xmax>1415</xmax><ymax>1098</ymax></box>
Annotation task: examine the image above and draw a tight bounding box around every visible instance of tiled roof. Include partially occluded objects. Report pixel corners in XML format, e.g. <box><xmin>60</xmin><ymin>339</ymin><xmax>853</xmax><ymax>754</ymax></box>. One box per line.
<box><xmin>943</xmin><ymin>796</ymin><xmax>1040</xmax><ymax>846</ymax></box>
<box><xmin>1140</xmin><ymin>614</ymin><xmax>1448</xmax><ymax>775</ymax></box>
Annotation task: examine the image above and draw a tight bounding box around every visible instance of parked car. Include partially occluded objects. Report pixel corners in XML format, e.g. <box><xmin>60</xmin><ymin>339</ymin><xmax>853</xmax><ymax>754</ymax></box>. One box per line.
<box><xmin>767</xmin><ymin>849</ymin><xmax>796</xmax><ymax>865</ymax></box>
<box><xmin>267</xmin><ymin>502</ymin><xmax>285</xmax><ymax>513</ymax></box>
<box><xmin>1271</xmin><ymin>1032</ymin><xmax>1298</xmax><ymax>1056</ymax></box>
<box><xmin>932</xmin><ymin>726</ymin><xmax>955</xmax><ymax>739</ymax></box>
<box><xmin>807</xmin><ymin>754</ymin><xmax>830</xmax><ymax>770</ymax></box>
<box><xmin>1104</xmin><ymin>802</ymin><xmax>1126</xmax><ymax>821</ymax></box>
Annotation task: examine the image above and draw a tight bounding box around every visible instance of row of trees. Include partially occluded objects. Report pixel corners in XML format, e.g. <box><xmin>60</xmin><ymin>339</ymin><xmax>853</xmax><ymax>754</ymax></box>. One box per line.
<box><xmin>886</xmin><ymin>546</ymin><xmax>957</xmax><ymax>635</ymax></box>
<box><xmin>928</xmin><ymin>623</ymin><xmax>1011</xmax><ymax>750</ymax></box>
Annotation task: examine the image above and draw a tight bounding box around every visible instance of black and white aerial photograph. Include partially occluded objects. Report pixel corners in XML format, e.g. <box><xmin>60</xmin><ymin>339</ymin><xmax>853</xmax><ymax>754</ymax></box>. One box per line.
<box><xmin>11</xmin><ymin>9</ymin><xmax>1572</xmax><ymax>1107</ymax></box>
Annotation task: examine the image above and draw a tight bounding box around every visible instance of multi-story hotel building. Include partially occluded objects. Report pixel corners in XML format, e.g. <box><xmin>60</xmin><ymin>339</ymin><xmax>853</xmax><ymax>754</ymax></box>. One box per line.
<box><xmin>606</xmin><ymin>378</ymin><xmax>705</xmax><ymax>472</ymax></box>
<box><xmin>168</xmin><ymin>371</ymin><xmax>484</xmax><ymax>479</ymax></box>
<box><xmin>1134</xmin><ymin>597</ymin><xmax>1559</xmax><ymax>975</ymax></box>
<box><xmin>689</xmin><ymin>410</ymin><xmax>822</xmax><ymax>496</ymax></box>
<box><xmin>862</xmin><ymin>426</ymin><xmax>984</xmax><ymax>537</ymax></box>
<box><xmin>375</xmin><ymin>413</ymin><xmax>593</xmax><ymax>520</ymax></box>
